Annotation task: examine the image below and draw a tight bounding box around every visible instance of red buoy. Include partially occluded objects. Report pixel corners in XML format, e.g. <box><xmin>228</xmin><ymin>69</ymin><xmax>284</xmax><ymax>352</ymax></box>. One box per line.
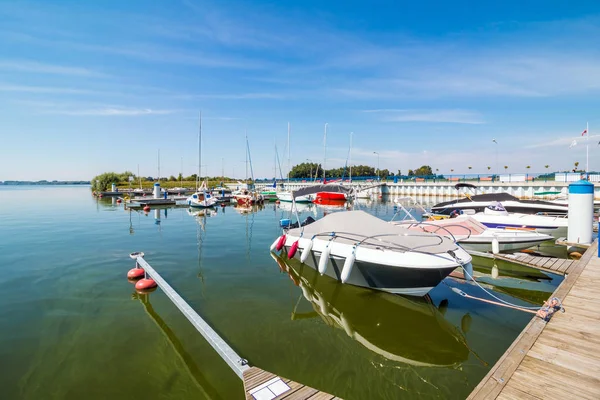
<box><xmin>288</xmin><ymin>240</ymin><xmax>299</xmax><ymax>258</ymax></box>
<box><xmin>275</xmin><ymin>200</ymin><xmax>281</xmax><ymax>204</ymax></box>
<box><xmin>99</xmin><ymin>194</ymin><xmax>103</xmax><ymax>198</ymax></box>
<box><xmin>135</xmin><ymin>278</ymin><xmax>157</xmax><ymax>291</ymax></box>
<box><xmin>116</xmin><ymin>199</ymin><xmax>122</xmax><ymax>203</ymax></box>
<box><xmin>127</xmin><ymin>268</ymin><xmax>145</xmax><ymax>279</ymax></box>
<box><xmin>275</xmin><ymin>234</ymin><xmax>287</xmax><ymax>251</ymax></box>
<box><xmin>143</xmin><ymin>205</ymin><xmax>151</xmax><ymax>212</ymax></box>
<box><xmin>221</xmin><ymin>202</ymin><xmax>226</xmax><ymax>207</ymax></box>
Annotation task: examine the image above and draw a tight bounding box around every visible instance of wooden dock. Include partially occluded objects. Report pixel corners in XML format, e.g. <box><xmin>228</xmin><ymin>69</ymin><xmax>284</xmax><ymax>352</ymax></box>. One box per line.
<box><xmin>243</xmin><ymin>367</ymin><xmax>341</xmax><ymax>400</ymax></box>
<box><xmin>468</xmin><ymin>240</ymin><xmax>600</xmax><ymax>399</ymax></box>
<box><xmin>469</xmin><ymin>251</ymin><xmax>578</xmax><ymax>275</ymax></box>
<box><xmin>134</xmin><ymin>255</ymin><xmax>338</xmax><ymax>400</ymax></box>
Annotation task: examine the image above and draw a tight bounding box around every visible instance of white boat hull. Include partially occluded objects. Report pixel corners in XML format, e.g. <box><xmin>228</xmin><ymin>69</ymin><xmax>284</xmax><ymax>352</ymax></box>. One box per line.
<box><xmin>277</xmin><ymin>191</ymin><xmax>314</xmax><ymax>203</ymax></box>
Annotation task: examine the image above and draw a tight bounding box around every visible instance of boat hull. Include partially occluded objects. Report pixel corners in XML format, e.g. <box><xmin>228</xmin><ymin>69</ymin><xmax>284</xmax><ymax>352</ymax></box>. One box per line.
<box><xmin>458</xmin><ymin>237</ymin><xmax>552</xmax><ymax>253</ymax></box>
<box><xmin>287</xmin><ymin>248</ymin><xmax>457</xmax><ymax>296</ymax></box>
<box><xmin>276</xmin><ymin>192</ymin><xmax>314</xmax><ymax>203</ymax></box>
<box><xmin>316</xmin><ymin>191</ymin><xmax>347</xmax><ymax>202</ymax></box>
<box><xmin>432</xmin><ymin>200</ymin><xmax>567</xmax><ymax>216</ymax></box>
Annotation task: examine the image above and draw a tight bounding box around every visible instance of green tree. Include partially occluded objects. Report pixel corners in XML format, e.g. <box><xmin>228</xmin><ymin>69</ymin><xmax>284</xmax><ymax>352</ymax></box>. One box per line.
<box><xmin>413</xmin><ymin>165</ymin><xmax>433</xmax><ymax>176</ymax></box>
<box><xmin>504</xmin><ymin>165</ymin><xmax>508</xmax><ymax>171</ymax></box>
<box><xmin>91</xmin><ymin>172</ymin><xmax>130</xmax><ymax>192</ymax></box>
<box><xmin>169</xmin><ymin>175</ymin><xmax>177</xmax><ymax>181</ymax></box>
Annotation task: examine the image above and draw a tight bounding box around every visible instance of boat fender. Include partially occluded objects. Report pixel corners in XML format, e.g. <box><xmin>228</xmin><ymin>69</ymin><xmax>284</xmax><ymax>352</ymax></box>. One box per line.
<box><xmin>463</xmin><ymin>262</ymin><xmax>474</xmax><ymax>281</ymax></box>
<box><xmin>491</xmin><ymin>236</ymin><xmax>500</xmax><ymax>254</ymax></box>
<box><xmin>275</xmin><ymin>234</ymin><xmax>287</xmax><ymax>251</ymax></box>
<box><xmin>300</xmin><ymin>240</ymin><xmax>313</xmax><ymax>263</ymax></box>
<box><xmin>269</xmin><ymin>238</ymin><xmax>280</xmax><ymax>252</ymax></box>
<box><xmin>341</xmin><ymin>251</ymin><xmax>356</xmax><ymax>283</ymax></box>
<box><xmin>288</xmin><ymin>240</ymin><xmax>299</xmax><ymax>258</ymax></box>
<box><xmin>318</xmin><ymin>246</ymin><xmax>331</xmax><ymax>275</ymax></box>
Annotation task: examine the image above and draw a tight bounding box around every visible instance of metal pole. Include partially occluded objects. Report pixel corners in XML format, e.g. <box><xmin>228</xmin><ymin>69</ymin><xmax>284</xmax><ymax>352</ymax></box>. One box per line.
<box><xmin>373</xmin><ymin>151</ymin><xmax>379</xmax><ymax>181</ymax></box>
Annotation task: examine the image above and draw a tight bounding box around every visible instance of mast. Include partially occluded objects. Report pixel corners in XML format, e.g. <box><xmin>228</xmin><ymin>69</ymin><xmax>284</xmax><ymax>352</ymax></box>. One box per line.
<box><xmin>245</xmin><ymin>129</ymin><xmax>248</xmax><ymax>182</ymax></box>
<box><xmin>138</xmin><ymin>164</ymin><xmax>141</xmax><ymax>189</ymax></box>
<box><xmin>349</xmin><ymin>132</ymin><xmax>353</xmax><ymax>183</ymax></box>
<box><xmin>287</xmin><ymin>122</ymin><xmax>291</xmax><ymax>185</ymax></box>
<box><xmin>586</xmin><ymin>121</ymin><xmax>589</xmax><ymax>173</ymax></box>
<box><xmin>157</xmin><ymin>149</ymin><xmax>160</xmax><ymax>182</ymax></box>
<box><xmin>197</xmin><ymin>111</ymin><xmax>201</xmax><ymax>191</ymax></box>
<box><xmin>323</xmin><ymin>123</ymin><xmax>328</xmax><ymax>181</ymax></box>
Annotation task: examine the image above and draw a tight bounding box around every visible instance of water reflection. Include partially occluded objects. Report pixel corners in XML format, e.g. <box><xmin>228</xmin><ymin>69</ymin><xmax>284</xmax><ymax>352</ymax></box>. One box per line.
<box><xmin>272</xmin><ymin>254</ymin><xmax>471</xmax><ymax>368</ymax></box>
<box><xmin>133</xmin><ymin>293</ymin><xmax>224</xmax><ymax>400</ymax></box>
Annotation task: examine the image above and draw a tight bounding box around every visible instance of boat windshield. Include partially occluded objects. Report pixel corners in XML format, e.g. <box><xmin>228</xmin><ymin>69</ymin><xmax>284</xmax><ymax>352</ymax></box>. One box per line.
<box><xmin>487</xmin><ymin>202</ymin><xmax>506</xmax><ymax>212</ymax></box>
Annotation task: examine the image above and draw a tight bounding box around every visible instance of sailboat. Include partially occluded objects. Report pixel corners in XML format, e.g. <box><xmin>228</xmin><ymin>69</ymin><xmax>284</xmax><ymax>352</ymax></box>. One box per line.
<box><xmin>315</xmin><ymin>123</ymin><xmax>349</xmax><ymax>203</ymax></box>
<box><xmin>234</xmin><ymin>131</ymin><xmax>264</xmax><ymax>206</ymax></box>
<box><xmin>276</xmin><ymin>122</ymin><xmax>314</xmax><ymax>203</ymax></box>
<box><xmin>187</xmin><ymin>112</ymin><xmax>217</xmax><ymax>208</ymax></box>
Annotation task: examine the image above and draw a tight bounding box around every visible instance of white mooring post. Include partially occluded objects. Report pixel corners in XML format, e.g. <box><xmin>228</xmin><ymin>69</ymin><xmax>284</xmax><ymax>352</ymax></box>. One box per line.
<box><xmin>567</xmin><ymin>180</ymin><xmax>593</xmax><ymax>250</ymax></box>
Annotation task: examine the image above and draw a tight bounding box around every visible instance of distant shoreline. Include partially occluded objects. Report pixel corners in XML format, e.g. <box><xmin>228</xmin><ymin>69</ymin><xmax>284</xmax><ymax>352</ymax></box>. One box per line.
<box><xmin>0</xmin><ymin>181</ymin><xmax>91</xmax><ymax>186</ymax></box>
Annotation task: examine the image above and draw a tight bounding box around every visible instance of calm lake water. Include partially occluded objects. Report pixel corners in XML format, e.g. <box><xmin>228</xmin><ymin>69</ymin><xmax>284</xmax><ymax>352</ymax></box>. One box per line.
<box><xmin>0</xmin><ymin>186</ymin><xmax>563</xmax><ymax>400</ymax></box>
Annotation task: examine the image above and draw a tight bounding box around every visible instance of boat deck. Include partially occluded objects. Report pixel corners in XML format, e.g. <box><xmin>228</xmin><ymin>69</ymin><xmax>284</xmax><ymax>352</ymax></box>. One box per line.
<box><xmin>468</xmin><ymin>241</ymin><xmax>600</xmax><ymax>399</ymax></box>
<box><xmin>243</xmin><ymin>367</ymin><xmax>340</xmax><ymax>400</ymax></box>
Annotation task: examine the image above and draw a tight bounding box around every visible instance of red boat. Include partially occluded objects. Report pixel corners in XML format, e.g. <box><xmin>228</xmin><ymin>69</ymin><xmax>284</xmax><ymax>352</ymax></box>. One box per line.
<box><xmin>315</xmin><ymin>191</ymin><xmax>347</xmax><ymax>202</ymax></box>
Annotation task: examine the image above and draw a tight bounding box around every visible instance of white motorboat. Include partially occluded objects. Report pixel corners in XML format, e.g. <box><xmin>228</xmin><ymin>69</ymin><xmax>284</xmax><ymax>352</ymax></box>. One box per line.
<box><xmin>271</xmin><ymin>209</ymin><xmax>473</xmax><ymax>297</ymax></box>
<box><xmin>276</xmin><ymin>191</ymin><xmax>314</xmax><ymax>203</ymax></box>
<box><xmin>396</xmin><ymin>216</ymin><xmax>553</xmax><ymax>253</ymax></box>
<box><xmin>470</xmin><ymin>203</ymin><xmax>568</xmax><ymax>239</ymax></box>
<box><xmin>431</xmin><ymin>184</ymin><xmax>568</xmax><ymax>216</ymax></box>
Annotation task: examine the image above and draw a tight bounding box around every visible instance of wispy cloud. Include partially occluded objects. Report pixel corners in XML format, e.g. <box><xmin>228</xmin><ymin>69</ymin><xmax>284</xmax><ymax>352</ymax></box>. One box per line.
<box><xmin>53</xmin><ymin>107</ymin><xmax>176</xmax><ymax>116</ymax></box>
<box><xmin>0</xmin><ymin>60</ymin><xmax>107</xmax><ymax>77</ymax></box>
<box><xmin>0</xmin><ymin>84</ymin><xmax>96</xmax><ymax>95</ymax></box>
<box><xmin>362</xmin><ymin>109</ymin><xmax>485</xmax><ymax>124</ymax></box>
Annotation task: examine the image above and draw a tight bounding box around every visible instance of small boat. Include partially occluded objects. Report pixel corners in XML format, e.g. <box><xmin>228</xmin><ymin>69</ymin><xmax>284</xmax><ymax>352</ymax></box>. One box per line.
<box><xmin>273</xmin><ymin>253</ymin><xmax>469</xmax><ymax>367</ymax></box>
<box><xmin>271</xmin><ymin>190</ymin><xmax>472</xmax><ymax>296</ymax></box>
<box><xmin>470</xmin><ymin>203</ymin><xmax>568</xmax><ymax>239</ymax></box>
<box><xmin>431</xmin><ymin>183</ymin><xmax>568</xmax><ymax>216</ymax></box>
<box><xmin>276</xmin><ymin>191</ymin><xmax>314</xmax><ymax>203</ymax></box>
<box><xmin>187</xmin><ymin>190</ymin><xmax>217</xmax><ymax>208</ymax></box>
<box><xmin>396</xmin><ymin>215</ymin><xmax>553</xmax><ymax>253</ymax></box>
<box><xmin>234</xmin><ymin>189</ymin><xmax>264</xmax><ymax>206</ymax></box>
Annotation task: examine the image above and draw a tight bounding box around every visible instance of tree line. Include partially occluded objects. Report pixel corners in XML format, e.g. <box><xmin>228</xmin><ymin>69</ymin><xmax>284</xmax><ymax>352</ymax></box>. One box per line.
<box><xmin>287</xmin><ymin>163</ymin><xmax>442</xmax><ymax>179</ymax></box>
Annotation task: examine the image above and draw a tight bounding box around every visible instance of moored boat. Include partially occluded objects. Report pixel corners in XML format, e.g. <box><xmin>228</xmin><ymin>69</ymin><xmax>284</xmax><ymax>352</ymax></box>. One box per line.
<box><xmin>271</xmin><ymin>207</ymin><xmax>473</xmax><ymax>297</ymax></box>
<box><xmin>396</xmin><ymin>215</ymin><xmax>553</xmax><ymax>253</ymax></box>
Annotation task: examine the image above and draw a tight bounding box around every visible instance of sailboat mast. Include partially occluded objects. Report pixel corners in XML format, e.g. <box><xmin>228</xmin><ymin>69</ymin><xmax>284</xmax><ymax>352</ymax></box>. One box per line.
<box><xmin>349</xmin><ymin>132</ymin><xmax>353</xmax><ymax>183</ymax></box>
<box><xmin>323</xmin><ymin>123</ymin><xmax>328</xmax><ymax>180</ymax></box>
<box><xmin>197</xmin><ymin>111</ymin><xmax>201</xmax><ymax>191</ymax></box>
<box><xmin>586</xmin><ymin>121</ymin><xmax>589</xmax><ymax>173</ymax></box>
<box><xmin>287</xmin><ymin>122</ymin><xmax>291</xmax><ymax>184</ymax></box>
<box><xmin>138</xmin><ymin>164</ymin><xmax>141</xmax><ymax>189</ymax></box>
<box><xmin>157</xmin><ymin>149</ymin><xmax>160</xmax><ymax>182</ymax></box>
<box><xmin>245</xmin><ymin>129</ymin><xmax>248</xmax><ymax>182</ymax></box>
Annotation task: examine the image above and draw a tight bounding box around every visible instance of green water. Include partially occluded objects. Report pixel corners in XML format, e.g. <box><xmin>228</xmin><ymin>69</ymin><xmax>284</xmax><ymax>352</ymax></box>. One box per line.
<box><xmin>0</xmin><ymin>186</ymin><xmax>562</xmax><ymax>400</ymax></box>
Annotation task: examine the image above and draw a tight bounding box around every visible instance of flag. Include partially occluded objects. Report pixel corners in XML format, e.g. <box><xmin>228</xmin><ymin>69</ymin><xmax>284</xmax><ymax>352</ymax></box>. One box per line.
<box><xmin>582</xmin><ymin>129</ymin><xmax>588</xmax><ymax>136</ymax></box>
<box><xmin>569</xmin><ymin>140</ymin><xmax>577</xmax><ymax>148</ymax></box>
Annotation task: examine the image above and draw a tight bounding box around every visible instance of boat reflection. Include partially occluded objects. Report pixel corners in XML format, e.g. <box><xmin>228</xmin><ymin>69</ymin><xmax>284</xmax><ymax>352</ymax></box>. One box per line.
<box><xmin>234</xmin><ymin>203</ymin><xmax>264</xmax><ymax>214</ymax></box>
<box><xmin>272</xmin><ymin>254</ymin><xmax>471</xmax><ymax>368</ymax></box>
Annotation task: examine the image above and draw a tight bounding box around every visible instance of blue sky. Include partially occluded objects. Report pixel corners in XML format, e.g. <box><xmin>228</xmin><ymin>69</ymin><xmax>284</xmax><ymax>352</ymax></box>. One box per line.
<box><xmin>1</xmin><ymin>0</ymin><xmax>599</xmax><ymax>180</ymax></box>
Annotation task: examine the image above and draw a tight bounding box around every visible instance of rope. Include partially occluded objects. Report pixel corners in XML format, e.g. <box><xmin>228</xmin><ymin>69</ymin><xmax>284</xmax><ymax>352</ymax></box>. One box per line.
<box><xmin>459</xmin><ymin>265</ymin><xmax>543</xmax><ymax>311</ymax></box>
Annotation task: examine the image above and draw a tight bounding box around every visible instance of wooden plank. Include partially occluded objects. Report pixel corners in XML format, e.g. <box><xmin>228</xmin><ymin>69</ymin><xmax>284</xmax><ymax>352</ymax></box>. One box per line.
<box><xmin>541</xmin><ymin>258</ymin><xmax>559</xmax><ymax>270</ymax></box>
<box><xmin>280</xmin><ymin>386</ymin><xmax>319</xmax><ymax>400</ymax></box>
<box><xmin>507</xmin><ymin>356</ymin><xmax>600</xmax><ymax>400</ymax></box>
<box><xmin>306</xmin><ymin>392</ymin><xmax>335</xmax><ymax>400</ymax></box>
<box><xmin>468</xmin><ymin>240</ymin><xmax>597</xmax><ymax>399</ymax></box>
<box><xmin>244</xmin><ymin>370</ymin><xmax>278</xmax><ymax>391</ymax></box>
<box><xmin>497</xmin><ymin>385</ymin><xmax>540</xmax><ymax>400</ymax></box>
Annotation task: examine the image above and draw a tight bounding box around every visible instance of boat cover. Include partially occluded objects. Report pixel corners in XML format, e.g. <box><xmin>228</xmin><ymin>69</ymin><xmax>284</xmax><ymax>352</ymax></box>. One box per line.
<box><xmin>288</xmin><ymin>210</ymin><xmax>458</xmax><ymax>253</ymax></box>
<box><xmin>292</xmin><ymin>184</ymin><xmax>354</xmax><ymax>199</ymax></box>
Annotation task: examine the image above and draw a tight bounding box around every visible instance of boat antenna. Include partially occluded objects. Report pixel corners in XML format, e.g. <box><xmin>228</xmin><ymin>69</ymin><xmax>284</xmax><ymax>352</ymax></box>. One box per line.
<box><xmin>287</xmin><ymin>122</ymin><xmax>291</xmax><ymax>186</ymax></box>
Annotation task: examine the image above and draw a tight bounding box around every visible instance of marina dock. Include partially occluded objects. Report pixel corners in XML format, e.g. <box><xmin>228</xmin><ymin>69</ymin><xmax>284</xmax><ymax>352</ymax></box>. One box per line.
<box><xmin>468</xmin><ymin>240</ymin><xmax>600</xmax><ymax>399</ymax></box>
<box><xmin>468</xmin><ymin>250</ymin><xmax>579</xmax><ymax>275</ymax></box>
<box><xmin>134</xmin><ymin>255</ymin><xmax>339</xmax><ymax>400</ymax></box>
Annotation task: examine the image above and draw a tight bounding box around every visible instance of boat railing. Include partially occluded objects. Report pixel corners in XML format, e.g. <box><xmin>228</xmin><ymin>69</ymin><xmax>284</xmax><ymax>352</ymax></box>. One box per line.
<box><xmin>533</xmin><ymin>212</ymin><xmax>568</xmax><ymax>218</ymax></box>
<box><xmin>392</xmin><ymin>221</ymin><xmax>473</xmax><ymax>241</ymax></box>
<box><xmin>311</xmin><ymin>230</ymin><xmax>452</xmax><ymax>255</ymax></box>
